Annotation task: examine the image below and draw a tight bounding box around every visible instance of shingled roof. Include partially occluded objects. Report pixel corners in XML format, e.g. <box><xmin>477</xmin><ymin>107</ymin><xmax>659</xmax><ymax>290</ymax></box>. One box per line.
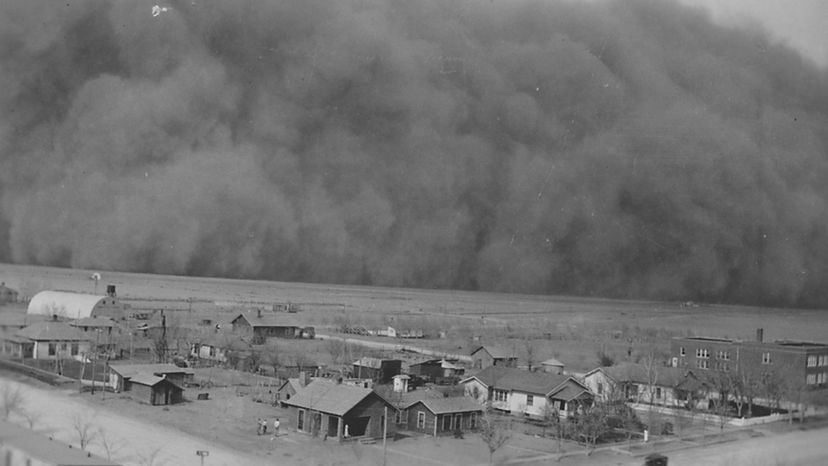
<box><xmin>404</xmin><ymin>396</ymin><xmax>484</xmax><ymax>415</ymax></box>
<box><xmin>282</xmin><ymin>379</ymin><xmax>393</xmax><ymax>416</ymax></box>
<box><xmin>14</xmin><ymin>321</ymin><xmax>88</xmax><ymax>341</ymax></box>
<box><xmin>462</xmin><ymin>366</ymin><xmax>589</xmax><ymax>398</ymax></box>
<box><xmin>470</xmin><ymin>345</ymin><xmax>517</xmax><ymax>360</ymax></box>
<box><xmin>232</xmin><ymin>311</ymin><xmax>303</xmax><ymax>328</ymax></box>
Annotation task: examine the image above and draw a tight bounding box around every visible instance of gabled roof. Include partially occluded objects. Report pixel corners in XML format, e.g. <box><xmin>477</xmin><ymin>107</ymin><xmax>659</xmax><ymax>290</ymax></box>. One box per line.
<box><xmin>461</xmin><ymin>366</ymin><xmax>588</xmax><ymax>398</ymax></box>
<box><xmin>14</xmin><ymin>321</ymin><xmax>88</xmax><ymax>341</ymax></box>
<box><xmin>407</xmin><ymin>397</ymin><xmax>484</xmax><ymax>415</ymax></box>
<box><xmin>70</xmin><ymin>317</ymin><xmax>117</xmax><ymax>328</ymax></box>
<box><xmin>596</xmin><ymin>362</ymin><xmax>690</xmax><ymax>387</ymax></box>
<box><xmin>109</xmin><ymin>363</ymin><xmax>194</xmax><ymax>378</ymax></box>
<box><xmin>129</xmin><ymin>373</ymin><xmax>183</xmax><ymax>389</ymax></box>
<box><xmin>353</xmin><ymin>357</ymin><xmax>400</xmax><ymax>368</ymax></box>
<box><xmin>470</xmin><ymin>345</ymin><xmax>517</xmax><ymax>359</ymax></box>
<box><xmin>541</xmin><ymin>358</ymin><xmax>565</xmax><ymax>367</ymax></box>
<box><xmin>282</xmin><ymin>379</ymin><xmax>393</xmax><ymax>416</ymax></box>
<box><xmin>232</xmin><ymin>311</ymin><xmax>303</xmax><ymax>328</ymax></box>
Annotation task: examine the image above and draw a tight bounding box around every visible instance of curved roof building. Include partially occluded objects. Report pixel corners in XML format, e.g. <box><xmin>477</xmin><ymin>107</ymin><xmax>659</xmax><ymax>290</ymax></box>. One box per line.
<box><xmin>27</xmin><ymin>290</ymin><xmax>124</xmax><ymax>320</ymax></box>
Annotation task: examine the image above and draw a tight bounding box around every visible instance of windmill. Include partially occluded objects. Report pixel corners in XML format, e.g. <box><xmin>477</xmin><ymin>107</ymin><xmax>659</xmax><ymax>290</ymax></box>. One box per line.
<box><xmin>89</xmin><ymin>272</ymin><xmax>101</xmax><ymax>294</ymax></box>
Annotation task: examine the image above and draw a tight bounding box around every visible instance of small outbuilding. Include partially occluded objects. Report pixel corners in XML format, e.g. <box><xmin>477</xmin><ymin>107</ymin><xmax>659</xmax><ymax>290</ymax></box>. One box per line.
<box><xmin>470</xmin><ymin>346</ymin><xmax>518</xmax><ymax>369</ymax></box>
<box><xmin>353</xmin><ymin>357</ymin><xmax>402</xmax><ymax>384</ymax></box>
<box><xmin>108</xmin><ymin>363</ymin><xmax>194</xmax><ymax>393</ymax></box>
<box><xmin>126</xmin><ymin>374</ymin><xmax>184</xmax><ymax>405</ymax></box>
<box><xmin>0</xmin><ymin>282</ymin><xmax>18</xmax><ymax>305</ymax></box>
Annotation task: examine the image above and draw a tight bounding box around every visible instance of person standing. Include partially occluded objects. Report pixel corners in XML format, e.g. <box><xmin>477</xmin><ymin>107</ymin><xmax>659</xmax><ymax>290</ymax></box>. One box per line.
<box><xmin>272</xmin><ymin>418</ymin><xmax>280</xmax><ymax>439</ymax></box>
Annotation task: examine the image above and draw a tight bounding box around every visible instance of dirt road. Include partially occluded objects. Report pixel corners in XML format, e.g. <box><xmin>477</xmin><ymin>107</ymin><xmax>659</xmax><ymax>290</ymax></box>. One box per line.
<box><xmin>3</xmin><ymin>377</ymin><xmax>268</xmax><ymax>466</ymax></box>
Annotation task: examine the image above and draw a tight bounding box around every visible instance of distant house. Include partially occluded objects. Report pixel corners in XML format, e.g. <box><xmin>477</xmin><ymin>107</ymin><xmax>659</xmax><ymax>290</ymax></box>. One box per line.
<box><xmin>582</xmin><ymin>362</ymin><xmax>706</xmax><ymax>409</ymax></box>
<box><xmin>0</xmin><ymin>312</ymin><xmax>44</xmax><ymax>335</ymax></box>
<box><xmin>7</xmin><ymin>320</ymin><xmax>91</xmax><ymax>360</ymax></box>
<box><xmin>231</xmin><ymin>310</ymin><xmax>313</xmax><ymax>343</ymax></box>
<box><xmin>540</xmin><ymin>358</ymin><xmax>565</xmax><ymax>375</ymax></box>
<box><xmin>353</xmin><ymin>357</ymin><xmax>402</xmax><ymax>384</ymax></box>
<box><xmin>281</xmin><ymin>379</ymin><xmax>397</xmax><ymax>440</ymax></box>
<box><xmin>108</xmin><ymin>363</ymin><xmax>194</xmax><ymax>393</ymax></box>
<box><xmin>0</xmin><ymin>419</ymin><xmax>122</xmax><ymax>466</ymax></box>
<box><xmin>0</xmin><ymin>283</ymin><xmax>18</xmax><ymax>305</ymax></box>
<box><xmin>461</xmin><ymin>366</ymin><xmax>593</xmax><ymax>419</ymax></box>
<box><xmin>408</xmin><ymin>358</ymin><xmax>466</xmax><ymax>384</ymax></box>
<box><xmin>27</xmin><ymin>288</ymin><xmax>125</xmax><ymax>320</ymax></box>
<box><xmin>470</xmin><ymin>346</ymin><xmax>518</xmax><ymax>369</ymax></box>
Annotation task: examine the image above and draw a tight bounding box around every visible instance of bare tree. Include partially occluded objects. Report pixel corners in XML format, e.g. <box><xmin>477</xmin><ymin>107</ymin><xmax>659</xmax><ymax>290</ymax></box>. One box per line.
<box><xmin>0</xmin><ymin>383</ymin><xmax>24</xmax><ymax>421</ymax></box>
<box><xmin>574</xmin><ymin>404</ymin><xmax>609</xmax><ymax>456</ymax></box>
<box><xmin>479</xmin><ymin>410</ymin><xmax>511</xmax><ymax>465</ymax></box>
<box><xmin>97</xmin><ymin>428</ymin><xmax>125</xmax><ymax>462</ymax></box>
<box><xmin>71</xmin><ymin>412</ymin><xmax>98</xmax><ymax>451</ymax></box>
<box><xmin>524</xmin><ymin>338</ymin><xmax>536</xmax><ymax>371</ymax></box>
<box><xmin>135</xmin><ymin>447</ymin><xmax>166</xmax><ymax>466</ymax></box>
<box><xmin>262</xmin><ymin>340</ymin><xmax>281</xmax><ymax>376</ymax></box>
<box><xmin>17</xmin><ymin>406</ymin><xmax>40</xmax><ymax>429</ymax></box>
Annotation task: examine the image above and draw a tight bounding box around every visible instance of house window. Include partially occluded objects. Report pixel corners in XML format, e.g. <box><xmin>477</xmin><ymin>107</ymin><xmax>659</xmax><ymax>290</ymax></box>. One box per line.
<box><xmin>454</xmin><ymin>414</ymin><xmax>462</xmax><ymax>430</ymax></box>
<box><xmin>696</xmin><ymin>359</ymin><xmax>709</xmax><ymax>370</ymax></box>
<box><xmin>680</xmin><ymin>347</ymin><xmax>686</xmax><ymax>357</ymax></box>
<box><xmin>48</xmin><ymin>343</ymin><xmax>56</xmax><ymax>356</ymax></box>
<box><xmin>395</xmin><ymin>409</ymin><xmax>403</xmax><ymax>424</ymax></box>
<box><xmin>655</xmin><ymin>387</ymin><xmax>662</xmax><ymax>399</ymax></box>
<box><xmin>470</xmin><ymin>412</ymin><xmax>477</xmax><ymax>429</ymax></box>
<box><xmin>818</xmin><ymin>373</ymin><xmax>827</xmax><ymax>384</ymax></box>
<box><xmin>762</xmin><ymin>352</ymin><xmax>772</xmax><ymax>365</ymax></box>
<box><xmin>819</xmin><ymin>355</ymin><xmax>828</xmax><ymax>366</ymax></box>
<box><xmin>597</xmin><ymin>382</ymin><xmax>603</xmax><ymax>395</ymax></box>
<box><xmin>442</xmin><ymin>415</ymin><xmax>451</xmax><ymax>431</ymax></box>
<box><xmin>297</xmin><ymin>410</ymin><xmax>304</xmax><ymax>431</ymax></box>
<box><xmin>808</xmin><ymin>355</ymin><xmax>818</xmax><ymax>367</ymax></box>
<box><xmin>417</xmin><ymin>411</ymin><xmax>426</xmax><ymax>429</ymax></box>
<box><xmin>494</xmin><ymin>389</ymin><xmax>508</xmax><ymax>402</ymax></box>
<box><xmin>526</xmin><ymin>395</ymin><xmax>534</xmax><ymax>407</ymax></box>
<box><xmin>71</xmin><ymin>344</ymin><xmax>79</xmax><ymax>356</ymax></box>
<box><xmin>807</xmin><ymin>374</ymin><xmax>817</xmax><ymax>385</ymax></box>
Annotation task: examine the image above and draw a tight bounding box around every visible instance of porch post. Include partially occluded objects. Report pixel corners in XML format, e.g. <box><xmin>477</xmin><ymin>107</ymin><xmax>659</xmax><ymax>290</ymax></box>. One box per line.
<box><xmin>337</xmin><ymin>417</ymin><xmax>342</xmax><ymax>440</ymax></box>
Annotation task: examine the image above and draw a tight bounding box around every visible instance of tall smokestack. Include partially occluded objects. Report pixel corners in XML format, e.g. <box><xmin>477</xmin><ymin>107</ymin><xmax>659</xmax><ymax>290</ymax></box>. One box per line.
<box><xmin>756</xmin><ymin>328</ymin><xmax>764</xmax><ymax>343</ymax></box>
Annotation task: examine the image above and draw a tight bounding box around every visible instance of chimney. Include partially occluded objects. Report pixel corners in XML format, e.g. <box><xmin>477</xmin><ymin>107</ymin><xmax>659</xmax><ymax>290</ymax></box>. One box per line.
<box><xmin>756</xmin><ymin>328</ymin><xmax>764</xmax><ymax>343</ymax></box>
<box><xmin>106</xmin><ymin>285</ymin><xmax>116</xmax><ymax>297</ymax></box>
<box><xmin>298</xmin><ymin>371</ymin><xmax>307</xmax><ymax>387</ymax></box>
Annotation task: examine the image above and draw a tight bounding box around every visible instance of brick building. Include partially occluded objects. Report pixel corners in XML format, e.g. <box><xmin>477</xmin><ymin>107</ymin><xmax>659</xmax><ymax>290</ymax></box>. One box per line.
<box><xmin>670</xmin><ymin>329</ymin><xmax>828</xmax><ymax>389</ymax></box>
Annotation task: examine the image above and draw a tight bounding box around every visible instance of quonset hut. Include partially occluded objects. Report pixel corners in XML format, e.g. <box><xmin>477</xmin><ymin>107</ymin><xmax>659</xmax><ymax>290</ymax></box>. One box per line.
<box><xmin>27</xmin><ymin>285</ymin><xmax>125</xmax><ymax>320</ymax></box>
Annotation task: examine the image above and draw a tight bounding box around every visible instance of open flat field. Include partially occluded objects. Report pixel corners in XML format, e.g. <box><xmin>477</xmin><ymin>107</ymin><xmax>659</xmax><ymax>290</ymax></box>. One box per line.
<box><xmin>2</xmin><ymin>263</ymin><xmax>825</xmax><ymax>345</ymax></box>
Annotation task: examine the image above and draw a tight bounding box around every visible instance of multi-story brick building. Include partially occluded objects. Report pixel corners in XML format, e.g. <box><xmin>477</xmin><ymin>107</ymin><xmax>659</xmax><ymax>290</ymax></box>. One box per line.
<box><xmin>670</xmin><ymin>329</ymin><xmax>828</xmax><ymax>389</ymax></box>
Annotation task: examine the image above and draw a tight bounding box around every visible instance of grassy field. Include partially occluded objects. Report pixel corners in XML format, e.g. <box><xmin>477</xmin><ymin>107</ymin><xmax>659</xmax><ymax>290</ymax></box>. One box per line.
<box><xmin>2</xmin><ymin>263</ymin><xmax>827</xmax><ymax>372</ymax></box>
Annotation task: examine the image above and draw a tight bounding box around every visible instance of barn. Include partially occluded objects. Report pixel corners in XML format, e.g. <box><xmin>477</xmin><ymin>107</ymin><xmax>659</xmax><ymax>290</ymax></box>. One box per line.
<box><xmin>28</xmin><ymin>287</ymin><xmax>125</xmax><ymax>320</ymax></box>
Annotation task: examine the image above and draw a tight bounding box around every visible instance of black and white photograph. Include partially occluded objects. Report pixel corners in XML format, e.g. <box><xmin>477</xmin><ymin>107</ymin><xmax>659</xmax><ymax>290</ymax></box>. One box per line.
<box><xmin>1</xmin><ymin>0</ymin><xmax>827</xmax><ymax>465</ymax></box>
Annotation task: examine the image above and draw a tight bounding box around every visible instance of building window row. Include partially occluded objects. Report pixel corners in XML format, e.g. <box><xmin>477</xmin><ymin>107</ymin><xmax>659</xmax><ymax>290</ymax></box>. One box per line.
<box><xmin>716</xmin><ymin>351</ymin><xmax>730</xmax><ymax>360</ymax></box>
<box><xmin>696</xmin><ymin>348</ymin><xmax>709</xmax><ymax>359</ymax></box>
<box><xmin>806</xmin><ymin>373</ymin><xmax>827</xmax><ymax>385</ymax></box>
<box><xmin>762</xmin><ymin>352</ymin><xmax>772</xmax><ymax>365</ymax></box>
<box><xmin>807</xmin><ymin>355</ymin><xmax>828</xmax><ymax>367</ymax></box>
<box><xmin>696</xmin><ymin>359</ymin><xmax>709</xmax><ymax>370</ymax></box>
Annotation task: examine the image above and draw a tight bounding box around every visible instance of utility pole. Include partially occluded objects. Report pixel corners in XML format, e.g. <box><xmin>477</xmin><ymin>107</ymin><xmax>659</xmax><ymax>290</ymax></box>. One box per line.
<box><xmin>91</xmin><ymin>329</ymin><xmax>101</xmax><ymax>395</ymax></box>
<box><xmin>383</xmin><ymin>406</ymin><xmax>388</xmax><ymax>466</ymax></box>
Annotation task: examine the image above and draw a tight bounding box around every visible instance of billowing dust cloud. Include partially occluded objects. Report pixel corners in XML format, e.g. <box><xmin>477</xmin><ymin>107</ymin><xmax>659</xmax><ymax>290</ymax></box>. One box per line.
<box><xmin>2</xmin><ymin>0</ymin><xmax>828</xmax><ymax>307</ymax></box>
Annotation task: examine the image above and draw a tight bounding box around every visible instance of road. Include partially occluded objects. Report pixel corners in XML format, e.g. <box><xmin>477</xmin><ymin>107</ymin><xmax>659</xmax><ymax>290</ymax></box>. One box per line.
<box><xmin>2</xmin><ymin>377</ymin><xmax>269</xmax><ymax>466</ymax></box>
<box><xmin>666</xmin><ymin>427</ymin><xmax>828</xmax><ymax>466</ymax></box>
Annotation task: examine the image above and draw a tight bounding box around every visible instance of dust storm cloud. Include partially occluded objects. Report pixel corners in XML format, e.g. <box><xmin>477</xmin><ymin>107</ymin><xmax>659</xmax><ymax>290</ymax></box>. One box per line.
<box><xmin>2</xmin><ymin>0</ymin><xmax>827</xmax><ymax>307</ymax></box>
